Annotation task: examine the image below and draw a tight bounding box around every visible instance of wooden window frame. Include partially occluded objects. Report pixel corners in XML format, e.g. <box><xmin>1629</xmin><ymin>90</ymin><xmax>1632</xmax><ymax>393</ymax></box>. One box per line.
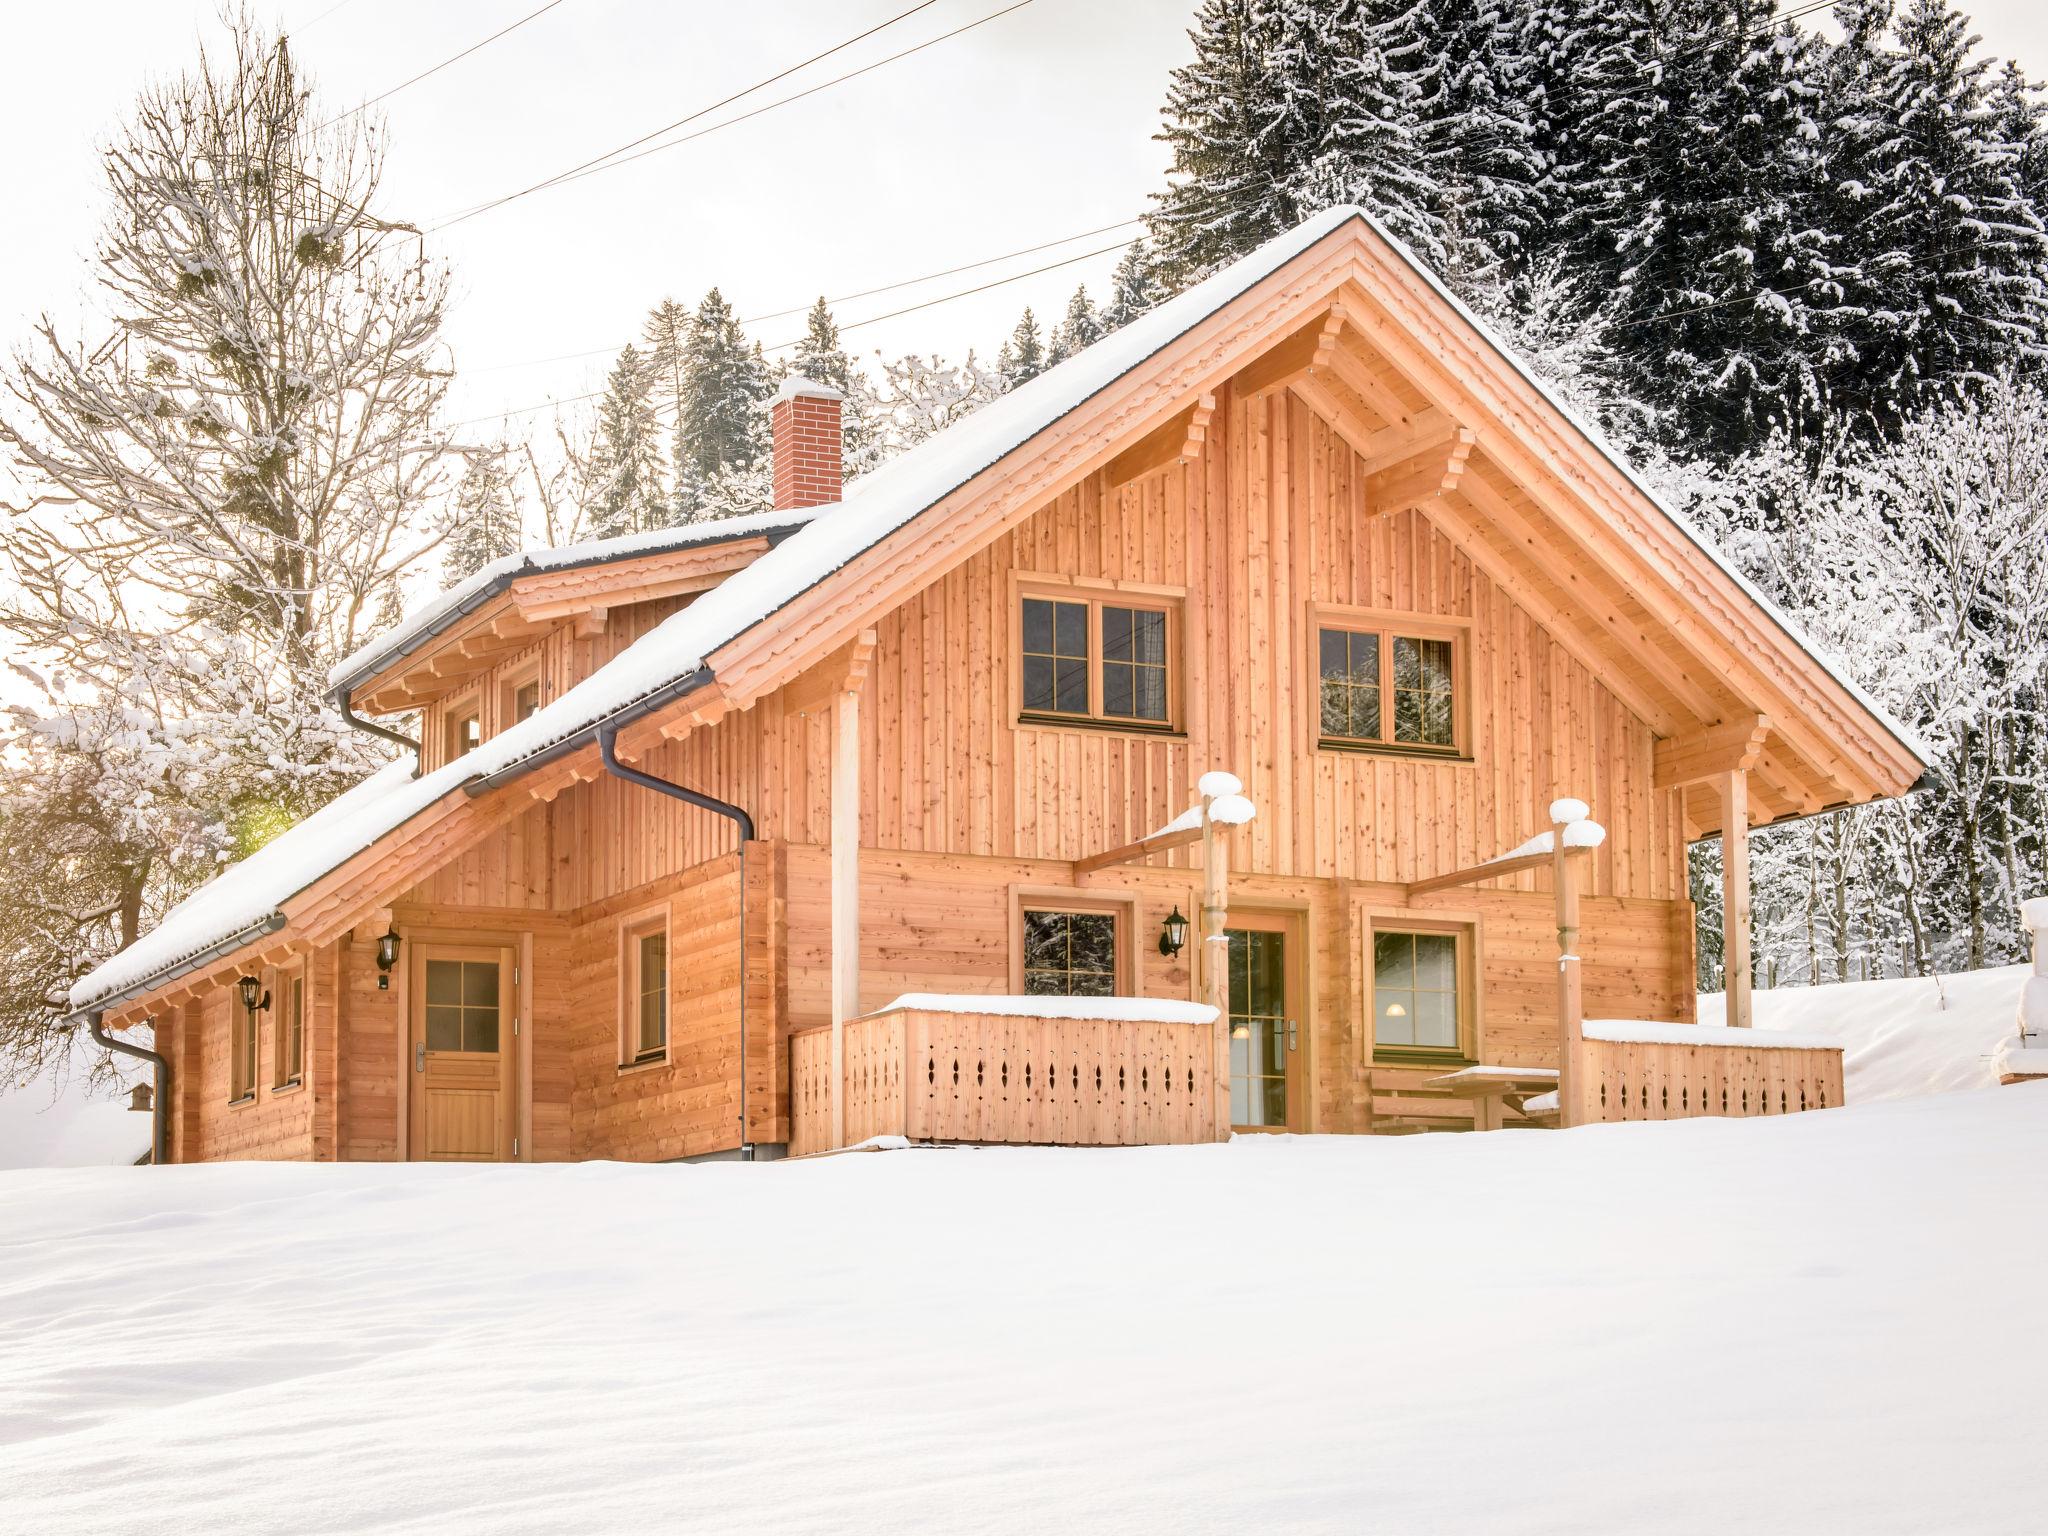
<box><xmin>271</xmin><ymin>960</ymin><xmax>306</xmax><ymax>1091</ymax></box>
<box><xmin>1309</xmin><ymin>603</ymin><xmax>1472</xmax><ymax>761</ymax></box>
<box><xmin>228</xmin><ymin>985</ymin><xmax>259</xmax><ymax>1105</ymax></box>
<box><xmin>443</xmin><ymin>684</ymin><xmax>483</xmax><ymax>767</ymax></box>
<box><xmin>500</xmin><ymin>658</ymin><xmax>544</xmax><ymax>733</ymax></box>
<box><xmin>1011</xmin><ymin>574</ymin><xmax>1186</xmax><ymax>737</ymax></box>
<box><xmin>1007</xmin><ymin>886</ymin><xmax>1138</xmax><ymax>997</ymax></box>
<box><xmin>617</xmin><ymin>904</ymin><xmax>671</xmax><ymax>1070</ymax></box>
<box><xmin>1359</xmin><ymin>907</ymin><xmax>1482</xmax><ymax>1067</ymax></box>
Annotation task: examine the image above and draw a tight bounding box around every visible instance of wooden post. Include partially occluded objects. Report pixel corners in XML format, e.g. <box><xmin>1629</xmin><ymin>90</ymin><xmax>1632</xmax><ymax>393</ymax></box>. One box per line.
<box><xmin>1200</xmin><ymin>795</ymin><xmax>1231</xmax><ymax>1141</ymax></box>
<box><xmin>1553</xmin><ymin>819</ymin><xmax>1584</xmax><ymax>1128</ymax></box>
<box><xmin>830</xmin><ymin>684</ymin><xmax>861</xmax><ymax>1149</ymax></box>
<box><xmin>1718</xmin><ymin>769</ymin><xmax>1753</xmax><ymax>1029</ymax></box>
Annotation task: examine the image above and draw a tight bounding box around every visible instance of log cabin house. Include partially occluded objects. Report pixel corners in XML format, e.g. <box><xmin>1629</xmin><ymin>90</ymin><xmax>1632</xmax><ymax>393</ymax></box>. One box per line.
<box><xmin>72</xmin><ymin>207</ymin><xmax>1926</xmax><ymax>1163</ymax></box>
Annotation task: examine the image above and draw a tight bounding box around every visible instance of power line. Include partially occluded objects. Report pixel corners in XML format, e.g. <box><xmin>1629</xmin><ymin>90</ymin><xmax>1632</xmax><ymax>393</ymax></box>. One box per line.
<box><xmin>294</xmin><ymin>0</ymin><xmax>367</xmax><ymax>33</ymax></box>
<box><xmin>443</xmin><ymin>232</ymin><xmax>1126</xmax><ymax>430</ymax></box>
<box><xmin>467</xmin><ymin>215</ymin><xmax>1144</xmax><ymax>375</ymax></box>
<box><xmin>429</xmin><ymin>0</ymin><xmax>949</xmax><ymax>232</ymax></box>
<box><xmin>317</xmin><ymin>0</ymin><xmax>572</xmax><ymax>129</ymax></box>
<box><xmin>477</xmin><ymin>0</ymin><xmax>1036</xmax><ymax>216</ymax></box>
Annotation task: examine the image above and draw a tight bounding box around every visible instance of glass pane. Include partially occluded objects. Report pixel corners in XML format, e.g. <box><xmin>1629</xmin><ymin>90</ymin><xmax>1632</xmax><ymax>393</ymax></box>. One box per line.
<box><xmin>515</xmin><ymin>682</ymin><xmax>541</xmax><ymax>721</ymax></box>
<box><xmin>1320</xmin><ymin>627</ymin><xmax>1349</xmax><ymax>680</ymax></box>
<box><xmin>1392</xmin><ymin>636</ymin><xmax>1422</xmax><ymax>690</ymax></box>
<box><xmin>425</xmin><ymin>1005</ymin><xmax>462</xmax><ymax>1052</ymax></box>
<box><xmin>1131</xmin><ymin>610</ymin><xmax>1167</xmax><ymax>665</ymax></box>
<box><xmin>1054</xmin><ymin>659</ymin><xmax>1088</xmax><ymax>713</ymax></box>
<box><xmin>1227</xmin><ymin>928</ymin><xmax>1288</xmax><ymax>1127</ymax></box>
<box><xmin>1068</xmin><ymin>913</ymin><xmax>1117</xmax><ymax>979</ymax></box>
<box><xmin>1320</xmin><ymin>681</ymin><xmax>1350</xmax><ymax>738</ymax></box>
<box><xmin>1134</xmin><ymin>665</ymin><xmax>1167</xmax><ymax>721</ymax></box>
<box><xmin>1423</xmin><ymin>690</ymin><xmax>1455</xmax><ymax>745</ymax></box>
<box><xmin>1414</xmin><ymin>990</ymin><xmax>1457</xmax><ymax>1049</ymax></box>
<box><xmin>1419</xmin><ymin>637</ymin><xmax>1453</xmax><ymax>691</ymax></box>
<box><xmin>1374</xmin><ymin>932</ymin><xmax>1413</xmax><ymax>990</ymax></box>
<box><xmin>1022</xmin><ymin>654</ymin><xmax>1055</xmax><ymax>712</ymax></box>
<box><xmin>1022</xmin><ymin>911</ymin><xmax>1065</xmax><ymax>973</ymax></box>
<box><xmin>1102</xmin><ymin>607</ymin><xmax>1133</xmax><ymax>663</ymax></box>
<box><xmin>1260</xmin><ymin>1077</ymin><xmax>1288</xmax><ymax>1124</ymax></box>
<box><xmin>641</xmin><ymin>933</ymin><xmax>667</xmax><ymax>988</ymax></box>
<box><xmin>1394</xmin><ymin>688</ymin><xmax>1423</xmax><ymax>742</ymax></box>
<box><xmin>639</xmin><ymin>989</ymin><xmax>664</xmax><ymax>1053</ymax></box>
<box><xmin>1376</xmin><ymin>990</ymin><xmax>1415</xmax><ymax>1046</ymax></box>
<box><xmin>425</xmin><ymin>960</ymin><xmax>461</xmax><ymax>1006</ymax></box>
<box><xmin>465</xmin><ymin>1008</ymin><xmax>499</xmax><ymax>1054</ymax></box>
<box><xmin>1102</xmin><ymin>662</ymin><xmax>1133</xmax><ymax>717</ymax></box>
<box><xmin>462</xmin><ymin>961</ymin><xmax>499</xmax><ymax>1009</ymax></box>
<box><xmin>1022</xmin><ymin>598</ymin><xmax>1052</xmax><ymax>654</ymax></box>
<box><xmin>1415</xmin><ymin>933</ymin><xmax>1457</xmax><ymax>989</ymax></box>
<box><xmin>1054</xmin><ymin>601</ymin><xmax>1087</xmax><ymax>658</ymax></box>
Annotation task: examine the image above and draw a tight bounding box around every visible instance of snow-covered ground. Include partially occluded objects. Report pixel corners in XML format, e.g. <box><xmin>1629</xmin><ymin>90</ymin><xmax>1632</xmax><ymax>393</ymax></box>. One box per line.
<box><xmin>3</xmin><ymin>1084</ymin><xmax>2043</xmax><ymax>1534</ymax></box>
<box><xmin>0</xmin><ymin>1042</ymin><xmax>147</xmax><ymax>1169</ymax></box>
<box><xmin>1707</xmin><ymin>964</ymin><xmax>2026</xmax><ymax>1100</ymax></box>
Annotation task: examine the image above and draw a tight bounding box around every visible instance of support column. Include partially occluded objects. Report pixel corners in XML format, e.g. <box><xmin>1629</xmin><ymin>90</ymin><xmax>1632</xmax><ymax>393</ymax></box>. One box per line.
<box><xmin>1718</xmin><ymin>769</ymin><xmax>1753</xmax><ymax>1029</ymax></box>
<box><xmin>830</xmin><ymin>684</ymin><xmax>860</xmax><ymax>1149</ymax></box>
<box><xmin>1552</xmin><ymin>819</ymin><xmax>1584</xmax><ymax>1128</ymax></box>
<box><xmin>1200</xmin><ymin>796</ymin><xmax>1231</xmax><ymax>1142</ymax></box>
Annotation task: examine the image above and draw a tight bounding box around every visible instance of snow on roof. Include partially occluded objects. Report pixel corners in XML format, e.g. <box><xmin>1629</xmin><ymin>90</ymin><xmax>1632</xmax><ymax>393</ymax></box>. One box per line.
<box><xmin>327</xmin><ymin>507</ymin><xmax>820</xmax><ymax>695</ymax></box>
<box><xmin>68</xmin><ymin>758</ymin><xmax>464</xmax><ymax>1013</ymax></box>
<box><xmin>1583</xmin><ymin>1019</ymin><xmax>1842</xmax><ymax>1052</ymax></box>
<box><xmin>75</xmin><ymin>206</ymin><xmax>1930</xmax><ymax>1015</ymax></box>
<box><xmin>875</xmin><ymin>993</ymin><xmax>1220</xmax><ymax>1025</ymax></box>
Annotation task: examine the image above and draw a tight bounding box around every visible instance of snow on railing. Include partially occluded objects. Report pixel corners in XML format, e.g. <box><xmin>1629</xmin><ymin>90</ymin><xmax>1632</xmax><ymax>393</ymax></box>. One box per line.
<box><xmin>1996</xmin><ymin>897</ymin><xmax>2048</xmax><ymax>1082</ymax></box>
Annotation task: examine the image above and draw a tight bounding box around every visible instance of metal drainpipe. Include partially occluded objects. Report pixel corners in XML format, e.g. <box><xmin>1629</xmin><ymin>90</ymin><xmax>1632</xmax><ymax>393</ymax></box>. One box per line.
<box><xmin>88</xmin><ymin>1011</ymin><xmax>170</xmax><ymax>1166</ymax></box>
<box><xmin>597</xmin><ymin>726</ymin><xmax>758</xmax><ymax>1160</ymax></box>
<box><xmin>337</xmin><ymin>696</ymin><xmax>420</xmax><ymax>765</ymax></box>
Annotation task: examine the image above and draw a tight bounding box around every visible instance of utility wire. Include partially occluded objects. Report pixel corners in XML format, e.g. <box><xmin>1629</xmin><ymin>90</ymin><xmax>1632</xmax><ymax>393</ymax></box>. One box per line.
<box><xmin>468</xmin><ymin>215</ymin><xmax>1144</xmax><ymax>374</ymax></box>
<box><xmin>444</xmin><ymin>234</ymin><xmax>1124</xmax><ymax>429</ymax></box>
<box><xmin>429</xmin><ymin>0</ymin><xmax>949</xmax><ymax>231</ymax></box>
<box><xmin>317</xmin><ymin>0</ymin><xmax>571</xmax><ymax>129</ymax></box>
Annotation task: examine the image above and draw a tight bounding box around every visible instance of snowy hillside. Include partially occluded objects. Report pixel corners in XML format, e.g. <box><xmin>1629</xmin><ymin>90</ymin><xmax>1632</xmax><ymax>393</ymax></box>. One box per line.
<box><xmin>1705</xmin><ymin>965</ymin><xmax>2025</xmax><ymax>1101</ymax></box>
<box><xmin>0</xmin><ymin>1042</ymin><xmax>147</xmax><ymax>1169</ymax></box>
<box><xmin>3</xmin><ymin>1086</ymin><xmax>2043</xmax><ymax>1535</ymax></box>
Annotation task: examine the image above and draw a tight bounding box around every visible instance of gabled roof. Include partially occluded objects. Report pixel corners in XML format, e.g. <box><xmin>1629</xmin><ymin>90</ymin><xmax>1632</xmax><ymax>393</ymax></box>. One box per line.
<box><xmin>70</xmin><ymin>205</ymin><xmax>1929</xmax><ymax>1018</ymax></box>
<box><xmin>327</xmin><ymin>506</ymin><xmax>819</xmax><ymax>700</ymax></box>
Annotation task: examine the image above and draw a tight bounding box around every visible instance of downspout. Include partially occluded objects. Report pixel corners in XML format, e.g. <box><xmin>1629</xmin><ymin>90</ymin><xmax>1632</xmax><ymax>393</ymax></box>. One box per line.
<box><xmin>87</xmin><ymin>1011</ymin><xmax>169</xmax><ymax>1167</ymax></box>
<box><xmin>337</xmin><ymin>694</ymin><xmax>420</xmax><ymax>764</ymax></box>
<box><xmin>597</xmin><ymin>725</ymin><xmax>758</xmax><ymax>1160</ymax></box>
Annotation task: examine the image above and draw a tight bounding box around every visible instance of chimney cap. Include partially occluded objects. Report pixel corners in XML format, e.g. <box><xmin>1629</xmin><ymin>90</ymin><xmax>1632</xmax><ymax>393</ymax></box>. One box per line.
<box><xmin>774</xmin><ymin>375</ymin><xmax>845</xmax><ymax>404</ymax></box>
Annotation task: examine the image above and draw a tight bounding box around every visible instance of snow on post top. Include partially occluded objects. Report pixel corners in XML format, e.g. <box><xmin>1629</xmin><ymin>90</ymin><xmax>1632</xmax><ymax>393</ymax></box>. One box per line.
<box><xmin>1198</xmin><ymin>770</ymin><xmax>1243</xmax><ymax>798</ymax></box>
<box><xmin>1549</xmin><ymin>797</ymin><xmax>1591</xmax><ymax>824</ymax></box>
<box><xmin>2021</xmin><ymin>896</ymin><xmax>2048</xmax><ymax>934</ymax></box>
<box><xmin>1207</xmin><ymin>794</ymin><xmax>1256</xmax><ymax>826</ymax></box>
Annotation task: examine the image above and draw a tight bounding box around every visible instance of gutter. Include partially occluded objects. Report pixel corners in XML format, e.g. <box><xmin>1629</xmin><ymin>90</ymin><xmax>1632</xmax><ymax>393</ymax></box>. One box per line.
<box><xmin>87</xmin><ymin>1011</ymin><xmax>170</xmax><ymax>1166</ymax></box>
<box><xmin>597</xmin><ymin>725</ymin><xmax>758</xmax><ymax>1160</ymax></box>
<box><xmin>67</xmin><ymin>911</ymin><xmax>290</xmax><ymax>1023</ymax></box>
<box><xmin>338</xmin><ymin>695</ymin><xmax>420</xmax><ymax>764</ymax></box>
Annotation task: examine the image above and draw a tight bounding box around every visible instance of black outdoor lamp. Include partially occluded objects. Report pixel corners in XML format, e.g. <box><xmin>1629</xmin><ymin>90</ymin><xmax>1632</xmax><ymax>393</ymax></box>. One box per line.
<box><xmin>1158</xmin><ymin>906</ymin><xmax>1190</xmax><ymax>958</ymax></box>
<box><xmin>375</xmin><ymin>928</ymin><xmax>401</xmax><ymax>990</ymax></box>
<box><xmin>236</xmin><ymin>973</ymin><xmax>270</xmax><ymax>1015</ymax></box>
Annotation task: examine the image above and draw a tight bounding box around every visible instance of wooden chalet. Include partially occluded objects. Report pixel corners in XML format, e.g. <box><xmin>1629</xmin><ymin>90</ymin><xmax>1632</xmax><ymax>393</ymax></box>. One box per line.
<box><xmin>72</xmin><ymin>207</ymin><xmax>1925</xmax><ymax>1164</ymax></box>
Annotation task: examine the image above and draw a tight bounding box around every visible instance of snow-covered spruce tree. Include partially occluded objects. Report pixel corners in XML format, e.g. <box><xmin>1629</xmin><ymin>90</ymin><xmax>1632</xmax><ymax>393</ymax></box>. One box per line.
<box><xmin>1584</xmin><ymin>0</ymin><xmax>1839</xmax><ymax>456</ymax></box>
<box><xmin>790</xmin><ymin>296</ymin><xmax>878</xmax><ymax>478</ymax></box>
<box><xmin>996</xmin><ymin>307</ymin><xmax>1047</xmax><ymax>388</ymax></box>
<box><xmin>1845</xmin><ymin>0</ymin><xmax>2048</xmax><ymax>416</ymax></box>
<box><xmin>1100</xmin><ymin>240</ymin><xmax>1169</xmax><ymax>334</ymax></box>
<box><xmin>640</xmin><ymin>296</ymin><xmax>693</xmax><ymax>497</ymax></box>
<box><xmin>1990</xmin><ymin>59</ymin><xmax>2048</xmax><ymax>217</ymax></box>
<box><xmin>440</xmin><ymin>444</ymin><xmax>525</xmax><ymax>579</ymax></box>
<box><xmin>673</xmin><ymin>288</ymin><xmax>772</xmax><ymax>520</ymax></box>
<box><xmin>1513</xmin><ymin>0</ymin><xmax>1630</xmax><ymax>277</ymax></box>
<box><xmin>1046</xmin><ymin>285</ymin><xmax>1104</xmax><ymax>366</ymax></box>
<box><xmin>0</xmin><ymin>20</ymin><xmax>450</xmax><ymax>1075</ymax></box>
<box><xmin>586</xmin><ymin>345</ymin><xmax>668</xmax><ymax>538</ymax></box>
<box><xmin>862</xmin><ymin>350</ymin><xmax>1004</xmax><ymax>456</ymax></box>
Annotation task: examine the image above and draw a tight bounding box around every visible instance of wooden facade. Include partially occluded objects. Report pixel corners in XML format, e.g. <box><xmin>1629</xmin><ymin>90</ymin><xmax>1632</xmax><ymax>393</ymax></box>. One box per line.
<box><xmin>101</xmin><ymin>212</ymin><xmax>1915</xmax><ymax>1162</ymax></box>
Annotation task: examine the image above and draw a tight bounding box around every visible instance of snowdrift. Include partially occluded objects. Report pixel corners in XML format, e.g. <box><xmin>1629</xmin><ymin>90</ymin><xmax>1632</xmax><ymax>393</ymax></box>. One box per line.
<box><xmin>3</xmin><ymin>1085</ymin><xmax>2043</xmax><ymax>1534</ymax></box>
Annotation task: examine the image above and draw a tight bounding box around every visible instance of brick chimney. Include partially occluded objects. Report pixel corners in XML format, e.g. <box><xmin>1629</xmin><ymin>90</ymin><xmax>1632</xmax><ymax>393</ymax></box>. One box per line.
<box><xmin>770</xmin><ymin>376</ymin><xmax>845</xmax><ymax>511</ymax></box>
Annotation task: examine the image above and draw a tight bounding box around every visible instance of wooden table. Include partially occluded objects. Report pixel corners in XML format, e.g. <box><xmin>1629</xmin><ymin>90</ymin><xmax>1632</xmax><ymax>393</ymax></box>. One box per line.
<box><xmin>1422</xmin><ymin>1065</ymin><xmax>1561</xmax><ymax>1131</ymax></box>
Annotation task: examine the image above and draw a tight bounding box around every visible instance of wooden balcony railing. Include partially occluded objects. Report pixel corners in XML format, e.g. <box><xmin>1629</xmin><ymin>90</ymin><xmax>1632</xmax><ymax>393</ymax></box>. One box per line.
<box><xmin>789</xmin><ymin>995</ymin><xmax>1220</xmax><ymax>1157</ymax></box>
<box><xmin>1571</xmin><ymin>1020</ymin><xmax>1844</xmax><ymax>1124</ymax></box>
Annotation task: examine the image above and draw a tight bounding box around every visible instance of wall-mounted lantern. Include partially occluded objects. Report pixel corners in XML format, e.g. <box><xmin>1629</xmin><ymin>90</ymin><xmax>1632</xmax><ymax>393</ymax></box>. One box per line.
<box><xmin>236</xmin><ymin>973</ymin><xmax>270</xmax><ymax>1015</ymax></box>
<box><xmin>1158</xmin><ymin>906</ymin><xmax>1190</xmax><ymax>959</ymax></box>
<box><xmin>375</xmin><ymin>929</ymin><xmax>401</xmax><ymax>991</ymax></box>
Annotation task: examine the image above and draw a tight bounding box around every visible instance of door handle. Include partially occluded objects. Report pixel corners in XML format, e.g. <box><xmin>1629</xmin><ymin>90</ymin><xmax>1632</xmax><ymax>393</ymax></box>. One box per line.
<box><xmin>1287</xmin><ymin>1020</ymin><xmax>1298</xmax><ymax>1052</ymax></box>
<box><xmin>414</xmin><ymin>1042</ymin><xmax>425</xmax><ymax>1074</ymax></box>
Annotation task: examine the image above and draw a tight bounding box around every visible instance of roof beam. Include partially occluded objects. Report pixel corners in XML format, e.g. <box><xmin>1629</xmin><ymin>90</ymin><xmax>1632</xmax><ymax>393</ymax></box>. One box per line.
<box><xmin>1368</xmin><ymin>428</ymin><xmax>1476</xmax><ymax>514</ymax></box>
<box><xmin>1103</xmin><ymin>393</ymin><xmax>1216</xmax><ymax>488</ymax></box>
<box><xmin>1654</xmin><ymin>715</ymin><xmax>1771</xmax><ymax>789</ymax></box>
<box><xmin>1230</xmin><ymin>304</ymin><xmax>1345</xmax><ymax>399</ymax></box>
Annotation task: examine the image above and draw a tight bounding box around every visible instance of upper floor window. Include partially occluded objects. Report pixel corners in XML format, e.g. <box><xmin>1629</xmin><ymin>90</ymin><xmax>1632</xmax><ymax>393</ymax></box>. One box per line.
<box><xmin>513</xmin><ymin>680</ymin><xmax>542</xmax><ymax>722</ymax></box>
<box><xmin>1316</xmin><ymin>619</ymin><xmax>1463</xmax><ymax>756</ymax></box>
<box><xmin>447</xmin><ymin>707</ymin><xmax>481</xmax><ymax>760</ymax></box>
<box><xmin>1018</xmin><ymin>585</ymin><xmax>1178</xmax><ymax>731</ymax></box>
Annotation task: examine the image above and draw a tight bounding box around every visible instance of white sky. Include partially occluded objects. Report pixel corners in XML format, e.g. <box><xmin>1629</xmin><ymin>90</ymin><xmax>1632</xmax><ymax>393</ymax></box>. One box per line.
<box><xmin>3</xmin><ymin>0</ymin><xmax>2045</xmax><ymax>438</ymax></box>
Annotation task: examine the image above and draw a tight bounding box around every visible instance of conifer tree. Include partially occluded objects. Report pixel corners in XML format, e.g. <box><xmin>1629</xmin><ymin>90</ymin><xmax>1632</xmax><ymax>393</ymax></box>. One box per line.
<box><xmin>588</xmin><ymin>345</ymin><xmax>667</xmax><ymax>537</ymax></box>
<box><xmin>1514</xmin><ymin>0</ymin><xmax>1626</xmax><ymax>274</ymax></box>
<box><xmin>674</xmin><ymin>288</ymin><xmax>771</xmax><ymax>518</ymax></box>
<box><xmin>640</xmin><ymin>297</ymin><xmax>693</xmax><ymax>494</ymax></box>
<box><xmin>441</xmin><ymin>447</ymin><xmax>524</xmax><ymax>579</ymax></box>
<box><xmin>1047</xmin><ymin>285</ymin><xmax>1104</xmax><ymax>365</ymax></box>
<box><xmin>790</xmin><ymin>296</ymin><xmax>877</xmax><ymax>477</ymax></box>
<box><xmin>997</xmin><ymin>307</ymin><xmax>1047</xmax><ymax>387</ymax></box>
<box><xmin>1101</xmin><ymin>240</ymin><xmax>1168</xmax><ymax>333</ymax></box>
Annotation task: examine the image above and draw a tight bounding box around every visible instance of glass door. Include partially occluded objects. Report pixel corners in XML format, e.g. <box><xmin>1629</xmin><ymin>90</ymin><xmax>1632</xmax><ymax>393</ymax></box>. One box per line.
<box><xmin>1227</xmin><ymin>919</ymin><xmax>1299</xmax><ymax>1130</ymax></box>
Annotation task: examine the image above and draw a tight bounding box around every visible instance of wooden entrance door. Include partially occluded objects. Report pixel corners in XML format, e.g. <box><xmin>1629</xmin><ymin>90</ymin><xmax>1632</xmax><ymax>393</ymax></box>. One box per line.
<box><xmin>409</xmin><ymin>944</ymin><xmax>515</xmax><ymax>1162</ymax></box>
<box><xmin>1226</xmin><ymin>913</ymin><xmax>1304</xmax><ymax>1131</ymax></box>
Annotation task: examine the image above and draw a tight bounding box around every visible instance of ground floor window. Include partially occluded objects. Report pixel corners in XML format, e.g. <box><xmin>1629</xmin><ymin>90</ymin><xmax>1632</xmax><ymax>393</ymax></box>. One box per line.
<box><xmin>273</xmin><ymin>965</ymin><xmax>304</xmax><ymax>1088</ymax></box>
<box><xmin>1371</xmin><ymin>927</ymin><xmax>1466</xmax><ymax>1059</ymax></box>
<box><xmin>621</xmin><ymin>912</ymin><xmax>668</xmax><ymax>1065</ymax></box>
<box><xmin>229</xmin><ymin>989</ymin><xmax>257</xmax><ymax>1103</ymax></box>
<box><xmin>1021</xmin><ymin>907</ymin><xmax>1119</xmax><ymax>996</ymax></box>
